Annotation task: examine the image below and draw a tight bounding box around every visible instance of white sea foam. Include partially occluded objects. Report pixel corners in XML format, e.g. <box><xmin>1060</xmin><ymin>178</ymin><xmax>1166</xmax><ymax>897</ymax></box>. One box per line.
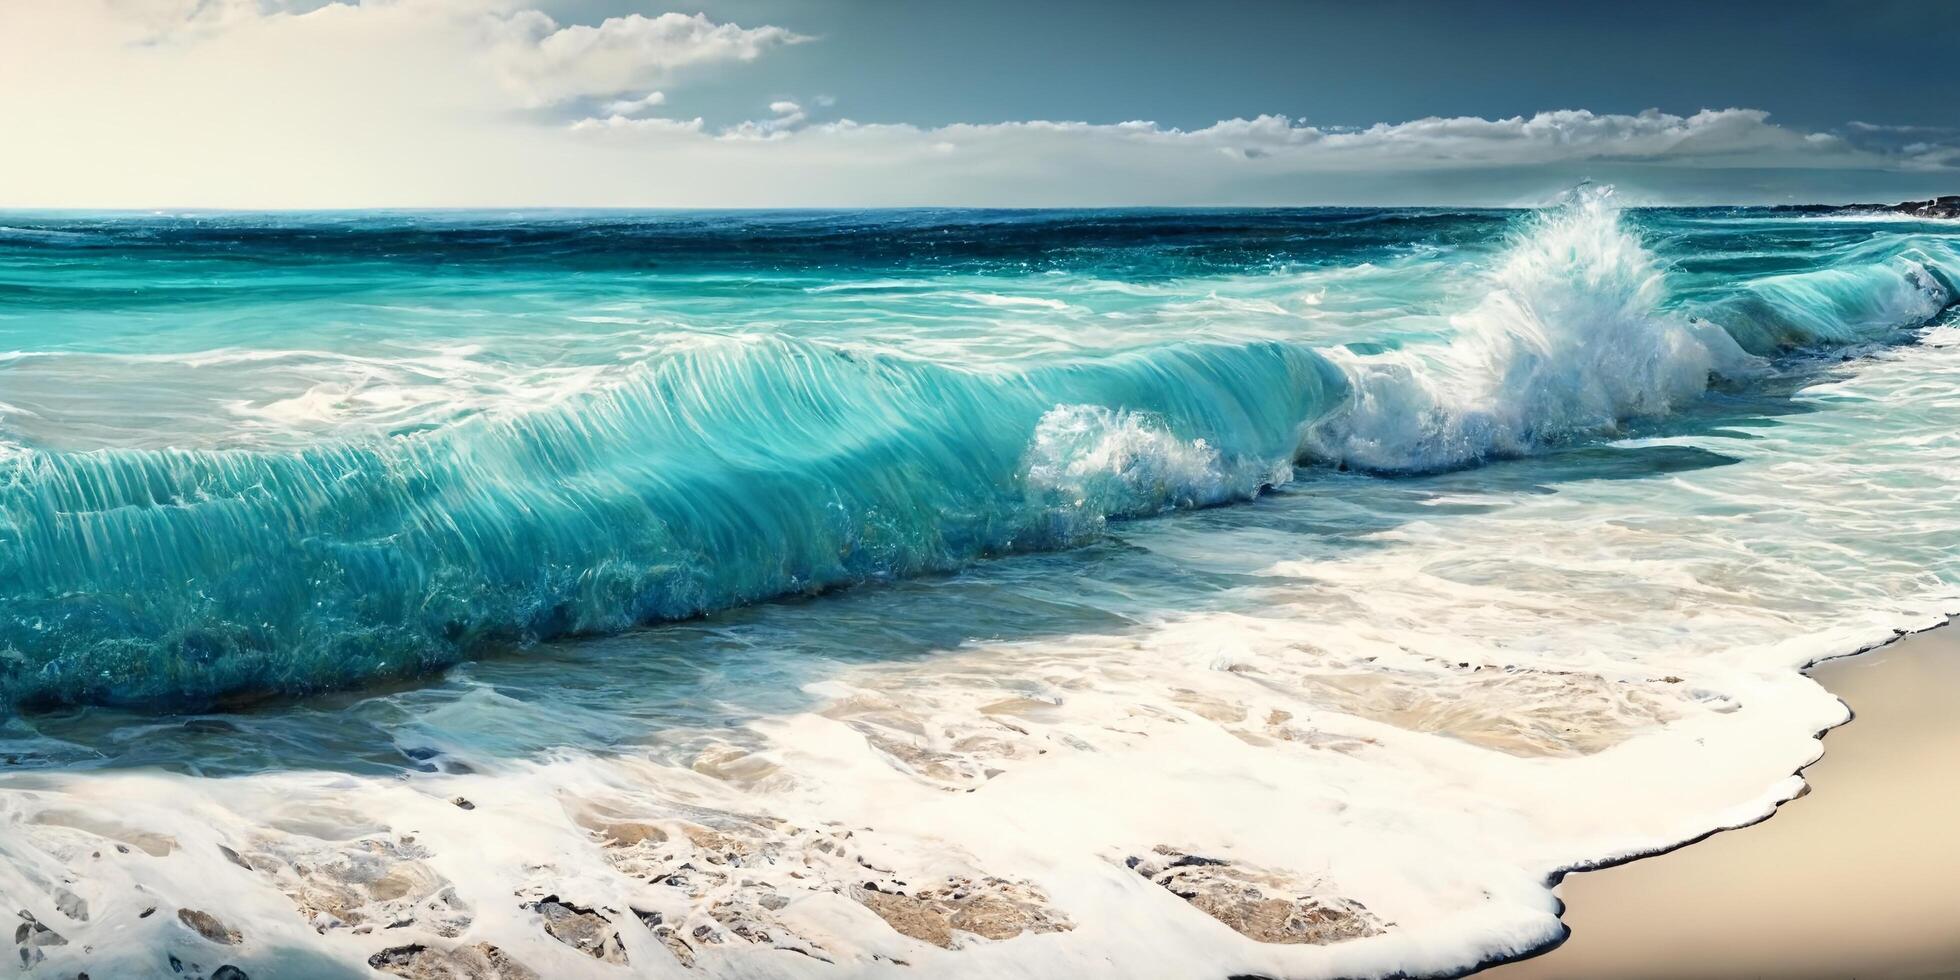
<box><xmin>950</xmin><ymin>292</ymin><xmax>1077</xmax><ymax>311</ymax></box>
<box><xmin>0</xmin><ymin>345</ymin><xmax>632</xmax><ymax>451</ymax></box>
<box><xmin>1024</xmin><ymin>404</ymin><xmax>1288</xmax><ymax>518</ymax></box>
<box><xmin>1305</xmin><ymin>187</ymin><xmax>1762</xmax><ymax>471</ymax></box>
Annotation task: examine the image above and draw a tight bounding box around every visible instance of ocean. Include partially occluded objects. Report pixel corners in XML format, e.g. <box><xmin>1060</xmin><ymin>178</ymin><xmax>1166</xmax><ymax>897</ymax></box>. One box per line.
<box><xmin>1</xmin><ymin>189</ymin><xmax>1956</xmax><ymax>977</ymax></box>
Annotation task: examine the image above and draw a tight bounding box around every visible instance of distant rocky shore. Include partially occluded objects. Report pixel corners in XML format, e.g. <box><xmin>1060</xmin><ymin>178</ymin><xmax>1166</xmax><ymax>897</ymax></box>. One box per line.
<box><xmin>1773</xmin><ymin>195</ymin><xmax>1960</xmax><ymax>219</ymax></box>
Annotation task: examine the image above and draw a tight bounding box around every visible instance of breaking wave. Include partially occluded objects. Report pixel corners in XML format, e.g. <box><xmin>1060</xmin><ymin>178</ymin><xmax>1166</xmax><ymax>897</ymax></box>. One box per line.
<box><xmin>1</xmin><ymin>192</ymin><xmax>1953</xmax><ymax>709</ymax></box>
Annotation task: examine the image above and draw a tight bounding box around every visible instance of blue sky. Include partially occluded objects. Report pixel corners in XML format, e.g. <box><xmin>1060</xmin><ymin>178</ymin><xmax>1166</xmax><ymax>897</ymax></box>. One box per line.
<box><xmin>2</xmin><ymin>0</ymin><xmax>1955</xmax><ymax>207</ymax></box>
<box><xmin>636</xmin><ymin>0</ymin><xmax>1959</xmax><ymax>134</ymax></box>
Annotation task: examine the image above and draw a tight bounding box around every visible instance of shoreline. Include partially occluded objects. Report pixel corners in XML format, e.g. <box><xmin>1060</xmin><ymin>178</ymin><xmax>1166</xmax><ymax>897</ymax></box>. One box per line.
<box><xmin>1482</xmin><ymin>618</ymin><xmax>1960</xmax><ymax>979</ymax></box>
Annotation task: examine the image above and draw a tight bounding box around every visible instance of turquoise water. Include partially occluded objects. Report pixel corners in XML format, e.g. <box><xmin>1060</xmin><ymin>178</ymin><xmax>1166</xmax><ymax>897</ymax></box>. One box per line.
<box><xmin>0</xmin><ymin>195</ymin><xmax>1955</xmax><ymax>710</ymax></box>
<box><xmin>3</xmin><ymin>193</ymin><xmax>1959</xmax><ymax>979</ymax></box>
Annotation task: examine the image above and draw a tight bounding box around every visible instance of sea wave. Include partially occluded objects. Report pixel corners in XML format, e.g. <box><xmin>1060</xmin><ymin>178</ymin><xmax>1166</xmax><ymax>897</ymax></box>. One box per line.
<box><xmin>0</xmin><ymin>337</ymin><xmax>1338</xmax><ymax>708</ymax></box>
<box><xmin>1303</xmin><ymin>187</ymin><xmax>1955</xmax><ymax>472</ymax></box>
<box><xmin>0</xmin><ymin>194</ymin><xmax>1954</xmax><ymax>710</ymax></box>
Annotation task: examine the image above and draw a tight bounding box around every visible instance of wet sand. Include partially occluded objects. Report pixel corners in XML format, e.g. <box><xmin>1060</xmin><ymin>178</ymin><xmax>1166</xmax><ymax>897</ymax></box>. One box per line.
<box><xmin>1486</xmin><ymin>622</ymin><xmax>1960</xmax><ymax>979</ymax></box>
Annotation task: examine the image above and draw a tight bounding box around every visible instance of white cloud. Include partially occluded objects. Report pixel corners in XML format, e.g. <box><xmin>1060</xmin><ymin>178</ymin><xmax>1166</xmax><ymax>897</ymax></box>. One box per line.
<box><xmin>574</xmin><ymin>106</ymin><xmax>1895</xmax><ymax>171</ymax></box>
<box><xmin>603</xmin><ymin>90</ymin><xmax>668</xmax><ymax>116</ymax></box>
<box><xmin>1847</xmin><ymin>120</ymin><xmax>1958</xmax><ymax>135</ymax></box>
<box><xmin>104</xmin><ymin>0</ymin><xmax>270</xmax><ymax>35</ymax></box>
<box><xmin>1901</xmin><ymin>143</ymin><xmax>1960</xmax><ymax>171</ymax></box>
<box><xmin>88</xmin><ymin>2</ymin><xmax>804</xmax><ymax>107</ymax></box>
<box><xmin>568</xmin><ymin>113</ymin><xmax>704</xmax><ymax>134</ymax></box>
<box><xmin>487</xmin><ymin>10</ymin><xmax>806</xmax><ymax>106</ymax></box>
<box><xmin>704</xmin><ymin>98</ymin><xmax>809</xmax><ymax>140</ymax></box>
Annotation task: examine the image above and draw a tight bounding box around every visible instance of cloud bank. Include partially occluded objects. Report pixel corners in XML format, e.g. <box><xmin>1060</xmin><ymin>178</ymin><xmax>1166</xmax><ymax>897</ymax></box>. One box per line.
<box><xmin>2</xmin><ymin>0</ymin><xmax>1953</xmax><ymax>207</ymax></box>
<box><xmin>487</xmin><ymin>11</ymin><xmax>805</xmax><ymax>107</ymax></box>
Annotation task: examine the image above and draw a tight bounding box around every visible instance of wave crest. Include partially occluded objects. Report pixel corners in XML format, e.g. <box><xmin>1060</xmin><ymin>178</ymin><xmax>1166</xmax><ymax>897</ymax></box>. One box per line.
<box><xmin>1708</xmin><ymin>247</ymin><xmax>1955</xmax><ymax>352</ymax></box>
<box><xmin>1024</xmin><ymin>404</ymin><xmax>1288</xmax><ymax>523</ymax></box>
<box><xmin>0</xmin><ymin>337</ymin><xmax>1336</xmax><ymax>709</ymax></box>
<box><xmin>1311</xmin><ymin>188</ymin><xmax>1747</xmax><ymax>472</ymax></box>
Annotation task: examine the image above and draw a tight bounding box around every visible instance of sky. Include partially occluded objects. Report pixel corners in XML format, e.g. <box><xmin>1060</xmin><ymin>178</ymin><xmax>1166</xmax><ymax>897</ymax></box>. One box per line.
<box><xmin>3</xmin><ymin>0</ymin><xmax>1957</xmax><ymax>208</ymax></box>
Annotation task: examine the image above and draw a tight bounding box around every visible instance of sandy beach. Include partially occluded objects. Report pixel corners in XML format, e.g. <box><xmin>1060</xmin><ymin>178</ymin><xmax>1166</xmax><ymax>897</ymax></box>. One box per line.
<box><xmin>1487</xmin><ymin>623</ymin><xmax>1960</xmax><ymax>979</ymax></box>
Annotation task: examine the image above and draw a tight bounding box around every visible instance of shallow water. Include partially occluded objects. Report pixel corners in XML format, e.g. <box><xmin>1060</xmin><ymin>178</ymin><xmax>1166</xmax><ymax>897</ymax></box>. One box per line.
<box><xmin>1</xmin><ymin>194</ymin><xmax>1957</xmax><ymax>978</ymax></box>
